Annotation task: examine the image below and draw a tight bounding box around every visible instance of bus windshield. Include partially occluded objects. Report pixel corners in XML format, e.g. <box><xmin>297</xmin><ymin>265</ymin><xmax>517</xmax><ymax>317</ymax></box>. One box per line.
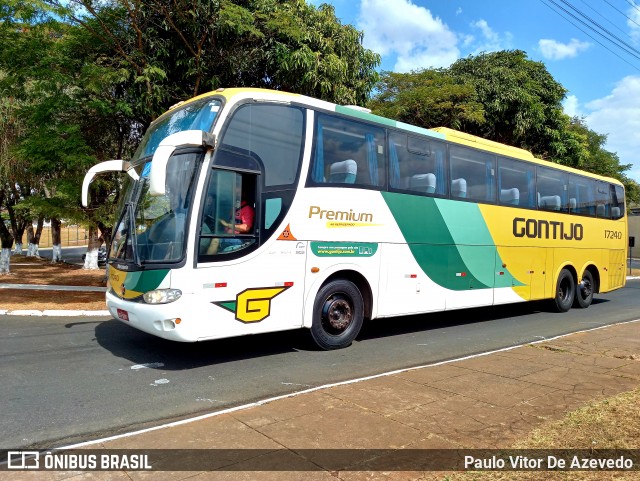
<box><xmin>110</xmin><ymin>150</ymin><xmax>201</xmax><ymax>264</ymax></box>
<box><xmin>132</xmin><ymin>97</ymin><xmax>222</xmax><ymax>162</ymax></box>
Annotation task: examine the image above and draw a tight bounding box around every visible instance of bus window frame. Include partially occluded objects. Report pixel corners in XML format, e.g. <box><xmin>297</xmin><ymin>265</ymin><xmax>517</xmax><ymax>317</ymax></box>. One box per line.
<box><xmin>196</xmin><ymin>164</ymin><xmax>262</xmax><ymax>264</ymax></box>
<box><xmin>448</xmin><ymin>144</ymin><xmax>497</xmax><ymax>204</ymax></box>
<box><xmin>302</xmin><ymin>107</ymin><xmax>626</xmax><ymax>221</ymax></box>
<box><xmin>497</xmin><ymin>156</ymin><xmax>536</xmax><ymax>209</ymax></box>
<box><xmin>215</xmin><ymin>100</ymin><xmax>307</xmax><ymax>191</ymax></box>
<box><xmin>306</xmin><ymin>109</ymin><xmax>388</xmax><ymax>192</ymax></box>
<box><xmin>387</xmin><ymin>130</ymin><xmax>449</xmax><ymax>199</ymax></box>
<box><xmin>536</xmin><ymin>166</ymin><xmax>569</xmax><ymax>213</ymax></box>
<box><xmin>195</xmin><ymin>100</ymin><xmax>307</xmax><ymax>265</ymax></box>
<box><xmin>611</xmin><ymin>184</ymin><xmax>625</xmax><ymax>219</ymax></box>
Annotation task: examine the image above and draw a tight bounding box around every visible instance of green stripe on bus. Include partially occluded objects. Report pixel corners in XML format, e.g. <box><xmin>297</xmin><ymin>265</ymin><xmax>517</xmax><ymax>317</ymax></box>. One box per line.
<box><xmin>381</xmin><ymin>192</ymin><xmax>522</xmax><ymax>290</ymax></box>
<box><xmin>334</xmin><ymin>106</ymin><xmax>446</xmax><ymax>140</ymax></box>
<box><xmin>434</xmin><ymin>199</ymin><xmax>496</xmax><ymax>288</ymax></box>
<box><xmin>126</xmin><ymin>269</ymin><xmax>169</xmax><ymax>293</ymax></box>
<box><xmin>334</xmin><ymin>105</ymin><xmax>399</xmax><ymax>127</ymax></box>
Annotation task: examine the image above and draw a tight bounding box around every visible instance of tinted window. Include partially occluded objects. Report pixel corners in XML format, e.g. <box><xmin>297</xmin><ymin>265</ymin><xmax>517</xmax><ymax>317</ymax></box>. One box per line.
<box><xmin>310</xmin><ymin>113</ymin><xmax>386</xmax><ymax>189</ymax></box>
<box><xmin>537</xmin><ymin>166</ymin><xmax>568</xmax><ymax>212</ymax></box>
<box><xmin>611</xmin><ymin>184</ymin><xmax>625</xmax><ymax>219</ymax></box>
<box><xmin>595</xmin><ymin>181</ymin><xmax>611</xmax><ymax>218</ymax></box>
<box><xmin>219</xmin><ymin>104</ymin><xmax>304</xmax><ymax>187</ymax></box>
<box><xmin>389</xmin><ymin>132</ymin><xmax>447</xmax><ymax>196</ymax></box>
<box><xmin>111</xmin><ymin>151</ymin><xmax>200</xmax><ymax>264</ymax></box>
<box><xmin>449</xmin><ymin>145</ymin><xmax>496</xmax><ymax>202</ymax></box>
<box><xmin>198</xmin><ymin>170</ymin><xmax>257</xmax><ymax>260</ymax></box>
<box><xmin>568</xmin><ymin>175</ymin><xmax>595</xmax><ymax>216</ymax></box>
<box><xmin>497</xmin><ymin>157</ymin><xmax>535</xmax><ymax>208</ymax></box>
<box><xmin>134</xmin><ymin>98</ymin><xmax>221</xmax><ymax>160</ymax></box>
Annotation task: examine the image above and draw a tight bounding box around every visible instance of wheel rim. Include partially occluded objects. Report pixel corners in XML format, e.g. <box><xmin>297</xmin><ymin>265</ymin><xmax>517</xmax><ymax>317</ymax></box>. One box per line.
<box><xmin>321</xmin><ymin>294</ymin><xmax>353</xmax><ymax>334</ymax></box>
<box><xmin>580</xmin><ymin>277</ymin><xmax>593</xmax><ymax>299</ymax></box>
<box><xmin>558</xmin><ymin>277</ymin><xmax>572</xmax><ymax>303</ymax></box>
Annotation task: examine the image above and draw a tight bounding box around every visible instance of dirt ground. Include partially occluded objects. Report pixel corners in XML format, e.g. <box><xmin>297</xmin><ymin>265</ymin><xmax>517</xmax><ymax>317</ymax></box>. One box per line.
<box><xmin>0</xmin><ymin>255</ymin><xmax>108</xmax><ymax>311</ymax></box>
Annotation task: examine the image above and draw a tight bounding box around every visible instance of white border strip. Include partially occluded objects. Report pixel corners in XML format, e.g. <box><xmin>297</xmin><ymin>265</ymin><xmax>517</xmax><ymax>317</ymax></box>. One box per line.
<box><xmin>58</xmin><ymin>318</ymin><xmax>640</xmax><ymax>450</ymax></box>
<box><xmin>0</xmin><ymin>310</ymin><xmax>110</xmax><ymax>317</ymax></box>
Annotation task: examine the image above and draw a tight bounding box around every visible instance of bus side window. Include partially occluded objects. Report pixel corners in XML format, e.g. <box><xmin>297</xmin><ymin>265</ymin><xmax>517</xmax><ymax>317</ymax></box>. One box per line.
<box><xmin>449</xmin><ymin>145</ymin><xmax>495</xmax><ymax>203</ymax></box>
<box><xmin>220</xmin><ymin>103</ymin><xmax>304</xmax><ymax>187</ymax></box>
<box><xmin>611</xmin><ymin>184</ymin><xmax>625</xmax><ymax>219</ymax></box>
<box><xmin>388</xmin><ymin>132</ymin><xmax>447</xmax><ymax>196</ymax></box>
<box><xmin>264</xmin><ymin>198</ymin><xmax>283</xmax><ymax>229</ymax></box>
<box><xmin>568</xmin><ymin>175</ymin><xmax>595</xmax><ymax>216</ymax></box>
<box><xmin>537</xmin><ymin>167</ymin><xmax>568</xmax><ymax>212</ymax></box>
<box><xmin>310</xmin><ymin>113</ymin><xmax>385</xmax><ymax>189</ymax></box>
<box><xmin>497</xmin><ymin>157</ymin><xmax>535</xmax><ymax>208</ymax></box>
<box><xmin>596</xmin><ymin>181</ymin><xmax>611</xmax><ymax>218</ymax></box>
<box><xmin>198</xmin><ymin>170</ymin><xmax>257</xmax><ymax>259</ymax></box>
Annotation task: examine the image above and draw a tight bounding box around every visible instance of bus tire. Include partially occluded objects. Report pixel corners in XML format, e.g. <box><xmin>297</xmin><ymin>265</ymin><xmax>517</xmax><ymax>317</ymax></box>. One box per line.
<box><xmin>310</xmin><ymin>279</ymin><xmax>364</xmax><ymax>350</ymax></box>
<box><xmin>573</xmin><ymin>270</ymin><xmax>594</xmax><ymax>309</ymax></box>
<box><xmin>554</xmin><ymin>269</ymin><xmax>575</xmax><ymax>313</ymax></box>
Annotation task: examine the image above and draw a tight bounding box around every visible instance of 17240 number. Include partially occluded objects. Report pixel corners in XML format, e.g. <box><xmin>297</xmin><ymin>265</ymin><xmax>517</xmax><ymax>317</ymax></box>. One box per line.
<box><xmin>605</xmin><ymin>230</ymin><xmax>622</xmax><ymax>239</ymax></box>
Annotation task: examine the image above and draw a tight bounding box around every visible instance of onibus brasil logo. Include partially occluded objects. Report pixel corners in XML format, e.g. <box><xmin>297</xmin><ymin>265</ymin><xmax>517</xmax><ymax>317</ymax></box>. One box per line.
<box><xmin>213</xmin><ymin>286</ymin><xmax>291</xmax><ymax>323</ymax></box>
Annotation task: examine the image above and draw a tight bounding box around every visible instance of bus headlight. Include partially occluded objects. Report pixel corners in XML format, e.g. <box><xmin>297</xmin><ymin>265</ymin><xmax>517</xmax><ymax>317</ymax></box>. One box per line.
<box><xmin>143</xmin><ymin>289</ymin><xmax>182</xmax><ymax>304</ymax></box>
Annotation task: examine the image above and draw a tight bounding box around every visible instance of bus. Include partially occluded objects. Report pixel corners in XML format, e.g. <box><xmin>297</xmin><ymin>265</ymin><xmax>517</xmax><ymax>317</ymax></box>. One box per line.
<box><xmin>82</xmin><ymin>88</ymin><xmax>627</xmax><ymax>350</ymax></box>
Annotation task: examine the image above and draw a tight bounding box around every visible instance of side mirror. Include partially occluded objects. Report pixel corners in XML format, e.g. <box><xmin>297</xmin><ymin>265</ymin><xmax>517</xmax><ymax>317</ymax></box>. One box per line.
<box><xmin>82</xmin><ymin>160</ymin><xmax>137</xmax><ymax>207</ymax></box>
<box><xmin>149</xmin><ymin>130</ymin><xmax>215</xmax><ymax>196</ymax></box>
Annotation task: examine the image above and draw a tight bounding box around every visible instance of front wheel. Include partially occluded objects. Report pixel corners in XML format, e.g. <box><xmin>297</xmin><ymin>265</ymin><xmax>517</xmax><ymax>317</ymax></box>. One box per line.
<box><xmin>573</xmin><ymin>270</ymin><xmax>594</xmax><ymax>308</ymax></box>
<box><xmin>553</xmin><ymin>269</ymin><xmax>575</xmax><ymax>313</ymax></box>
<box><xmin>310</xmin><ymin>279</ymin><xmax>364</xmax><ymax>350</ymax></box>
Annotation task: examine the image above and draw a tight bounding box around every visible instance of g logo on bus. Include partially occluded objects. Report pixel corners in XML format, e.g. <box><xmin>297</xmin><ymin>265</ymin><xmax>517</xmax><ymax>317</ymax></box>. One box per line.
<box><xmin>213</xmin><ymin>286</ymin><xmax>290</xmax><ymax>323</ymax></box>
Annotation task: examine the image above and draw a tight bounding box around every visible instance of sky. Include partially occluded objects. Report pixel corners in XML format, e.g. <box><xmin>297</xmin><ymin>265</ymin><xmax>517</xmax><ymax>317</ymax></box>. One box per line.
<box><xmin>309</xmin><ymin>0</ymin><xmax>640</xmax><ymax>183</ymax></box>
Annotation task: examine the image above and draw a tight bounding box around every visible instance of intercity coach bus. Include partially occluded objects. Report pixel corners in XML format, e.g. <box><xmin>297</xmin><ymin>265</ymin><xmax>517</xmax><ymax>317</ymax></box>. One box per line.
<box><xmin>82</xmin><ymin>88</ymin><xmax>627</xmax><ymax>350</ymax></box>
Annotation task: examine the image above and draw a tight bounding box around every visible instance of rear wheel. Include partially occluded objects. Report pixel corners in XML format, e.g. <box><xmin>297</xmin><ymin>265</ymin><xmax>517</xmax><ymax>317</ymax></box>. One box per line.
<box><xmin>573</xmin><ymin>270</ymin><xmax>594</xmax><ymax>308</ymax></box>
<box><xmin>310</xmin><ymin>279</ymin><xmax>364</xmax><ymax>350</ymax></box>
<box><xmin>553</xmin><ymin>269</ymin><xmax>575</xmax><ymax>313</ymax></box>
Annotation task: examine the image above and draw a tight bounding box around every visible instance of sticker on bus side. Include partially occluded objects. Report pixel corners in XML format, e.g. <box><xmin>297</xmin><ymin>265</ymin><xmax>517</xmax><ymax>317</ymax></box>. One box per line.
<box><xmin>310</xmin><ymin>242</ymin><xmax>378</xmax><ymax>257</ymax></box>
<box><xmin>213</xmin><ymin>286</ymin><xmax>291</xmax><ymax>323</ymax></box>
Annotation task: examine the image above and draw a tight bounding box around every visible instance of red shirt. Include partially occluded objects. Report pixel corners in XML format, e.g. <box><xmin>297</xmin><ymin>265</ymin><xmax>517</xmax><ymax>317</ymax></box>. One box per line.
<box><xmin>236</xmin><ymin>202</ymin><xmax>255</xmax><ymax>231</ymax></box>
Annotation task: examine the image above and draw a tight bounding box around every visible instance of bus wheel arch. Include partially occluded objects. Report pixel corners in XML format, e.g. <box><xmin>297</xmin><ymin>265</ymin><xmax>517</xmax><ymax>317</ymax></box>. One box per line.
<box><xmin>309</xmin><ymin>270</ymin><xmax>372</xmax><ymax>350</ymax></box>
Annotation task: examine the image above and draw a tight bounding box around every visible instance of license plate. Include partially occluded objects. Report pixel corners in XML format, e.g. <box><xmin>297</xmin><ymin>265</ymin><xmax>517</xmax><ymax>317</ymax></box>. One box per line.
<box><xmin>117</xmin><ymin>309</ymin><xmax>129</xmax><ymax>321</ymax></box>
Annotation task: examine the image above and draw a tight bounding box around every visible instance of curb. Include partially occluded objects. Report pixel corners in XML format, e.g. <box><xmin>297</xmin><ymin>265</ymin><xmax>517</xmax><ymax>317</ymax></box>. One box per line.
<box><xmin>0</xmin><ymin>310</ymin><xmax>111</xmax><ymax>317</ymax></box>
<box><xmin>0</xmin><ymin>284</ymin><xmax>106</xmax><ymax>292</ymax></box>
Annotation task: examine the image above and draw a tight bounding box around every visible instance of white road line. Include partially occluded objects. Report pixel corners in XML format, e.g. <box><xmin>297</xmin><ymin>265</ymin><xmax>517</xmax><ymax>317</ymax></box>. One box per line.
<box><xmin>131</xmin><ymin>363</ymin><xmax>165</xmax><ymax>370</ymax></box>
<box><xmin>58</xmin><ymin>318</ymin><xmax>640</xmax><ymax>450</ymax></box>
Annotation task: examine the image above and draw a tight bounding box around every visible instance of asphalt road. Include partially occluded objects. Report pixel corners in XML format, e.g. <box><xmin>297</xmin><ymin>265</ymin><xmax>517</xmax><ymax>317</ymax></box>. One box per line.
<box><xmin>2</xmin><ymin>279</ymin><xmax>639</xmax><ymax>450</ymax></box>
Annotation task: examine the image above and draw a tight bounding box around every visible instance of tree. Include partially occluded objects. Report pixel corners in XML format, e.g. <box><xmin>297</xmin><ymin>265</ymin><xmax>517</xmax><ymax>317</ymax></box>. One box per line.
<box><xmin>566</xmin><ymin>117</ymin><xmax>639</xmax><ymax>204</ymax></box>
<box><xmin>369</xmin><ymin>69</ymin><xmax>484</xmax><ymax>131</ymax></box>
<box><xmin>0</xmin><ymin>0</ymin><xmax>381</xmax><ymax>272</ymax></box>
<box><xmin>0</xmin><ymin>189</ymin><xmax>14</xmax><ymax>273</ymax></box>
<box><xmin>448</xmin><ymin>50</ymin><xmax>569</xmax><ymax>158</ymax></box>
<box><xmin>0</xmin><ymin>92</ymin><xmax>24</xmax><ymax>272</ymax></box>
<box><xmin>369</xmin><ymin>51</ymin><xmax>570</xmax><ymax>157</ymax></box>
<box><xmin>1</xmin><ymin>4</ymin><xmax>135</xmax><ymax>269</ymax></box>
<box><xmin>369</xmin><ymin>49</ymin><xmax>639</xmax><ymax>203</ymax></box>
<box><xmin>51</xmin><ymin>0</ymin><xmax>380</xmax><ymax>123</ymax></box>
